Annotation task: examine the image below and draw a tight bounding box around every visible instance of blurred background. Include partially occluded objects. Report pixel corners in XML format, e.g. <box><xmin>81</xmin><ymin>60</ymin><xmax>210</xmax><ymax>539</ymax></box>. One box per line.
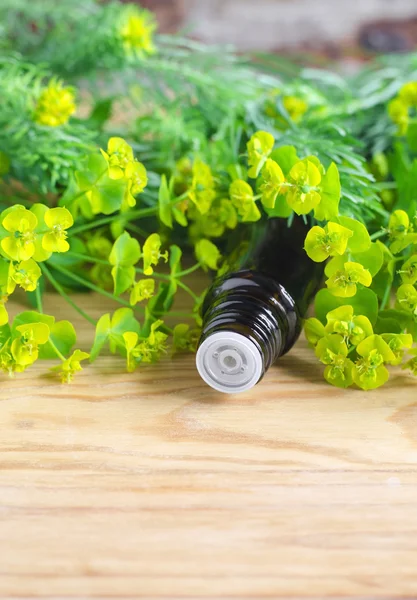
<box><xmin>140</xmin><ymin>0</ymin><xmax>417</xmax><ymax>65</ymax></box>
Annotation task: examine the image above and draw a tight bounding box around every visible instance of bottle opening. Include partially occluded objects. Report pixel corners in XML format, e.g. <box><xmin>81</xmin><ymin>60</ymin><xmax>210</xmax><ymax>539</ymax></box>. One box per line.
<box><xmin>196</xmin><ymin>331</ymin><xmax>263</xmax><ymax>394</ymax></box>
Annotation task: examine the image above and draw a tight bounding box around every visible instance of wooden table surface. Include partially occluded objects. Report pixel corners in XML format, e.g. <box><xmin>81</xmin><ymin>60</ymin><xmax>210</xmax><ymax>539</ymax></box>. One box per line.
<box><xmin>1</xmin><ymin>284</ymin><xmax>417</xmax><ymax>599</ymax></box>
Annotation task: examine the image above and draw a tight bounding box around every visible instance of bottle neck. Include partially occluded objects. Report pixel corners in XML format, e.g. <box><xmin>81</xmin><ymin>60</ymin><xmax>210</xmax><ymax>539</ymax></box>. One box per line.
<box><xmin>200</xmin><ymin>269</ymin><xmax>300</xmax><ymax>367</ymax></box>
<box><xmin>196</xmin><ymin>217</ymin><xmax>324</xmax><ymax>393</ymax></box>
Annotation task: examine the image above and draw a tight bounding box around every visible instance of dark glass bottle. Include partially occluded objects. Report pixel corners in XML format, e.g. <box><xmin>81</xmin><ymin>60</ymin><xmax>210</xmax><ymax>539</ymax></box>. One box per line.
<box><xmin>196</xmin><ymin>217</ymin><xmax>324</xmax><ymax>393</ymax></box>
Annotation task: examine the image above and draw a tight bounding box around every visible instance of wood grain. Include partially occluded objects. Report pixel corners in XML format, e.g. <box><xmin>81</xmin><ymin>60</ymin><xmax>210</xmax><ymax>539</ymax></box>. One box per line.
<box><xmin>1</xmin><ymin>283</ymin><xmax>417</xmax><ymax>599</ymax></box>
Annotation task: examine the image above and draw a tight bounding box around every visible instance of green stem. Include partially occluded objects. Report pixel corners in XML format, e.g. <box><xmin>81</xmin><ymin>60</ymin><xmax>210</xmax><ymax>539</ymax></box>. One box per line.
<box><xmin>176</xmin><ymin>263</ymin><xmax>202</xmax><ymax>278</ymax></box>
<box><xmin>370</xmin><ymin>230</ymin><xmax>386</xmax><ymax>241</ymax></box>
<box><xmin>35</xmin><ymin>284</ymin><xmax>43</xmax><ymax>313</ymax></box>
<box><xmin>70</xmin><ymin>215</ymin><xmax>126</xmax><ymax>237</ymax></box>
<box><xmin>125</xmin><ymin>222</ymin><xmax>148</xmax><ymax>238</ymax></box>
<box><xmin>65</xmin><ymin>251</ymin><xmax>171</xmax><ymax>282</ymax></box>
<box><xmin>47</xmin><ymin>336</ymin><xmax>66</xmax><ymax>362</ymax></box>
<box><xmin>67</xmin><ymin>251</ymin><xmax>109</xmax><ymax>266</ymax></box>
<box><xmin>69</xmin><ymin>207</ymin><xmax>157</xmax><ymax>236</ymax></box>
<box><xmin>41</xmin><ymin>263</ymin><xmax>97</xmax><ymax>326</ymax></box>
<box><xmin>50</xmin><ymin>263</ymin><xmax>144</xmax><ymax>314</ymax></box>
<box><xmin>69</xmin><ymin>197</ymin><xmax>188</xmax><ymax>237</ymax></box>
<box><xmin>176</xmin><ymin>279</ymin><xmax>199</xmax><ymax>303</ymax></box>
<box><xmin>380</xmin><ymin>282</ymin><xmax>392</xmax><ymax>311</ymax></box>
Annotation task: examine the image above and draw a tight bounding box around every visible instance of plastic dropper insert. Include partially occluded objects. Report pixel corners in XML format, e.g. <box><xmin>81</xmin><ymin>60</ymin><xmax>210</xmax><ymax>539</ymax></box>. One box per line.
<box><xmin>196</xmin><ymin>217</ymin><xmax>323</xmax><ymax>394</ymax></box>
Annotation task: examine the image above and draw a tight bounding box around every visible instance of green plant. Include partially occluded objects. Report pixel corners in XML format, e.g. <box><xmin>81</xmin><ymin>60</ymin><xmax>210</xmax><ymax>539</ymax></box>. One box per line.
<box><xmin>0</xmin><ymin>0</ymin><xmax>416</xmax><ymax>389</ymax></box>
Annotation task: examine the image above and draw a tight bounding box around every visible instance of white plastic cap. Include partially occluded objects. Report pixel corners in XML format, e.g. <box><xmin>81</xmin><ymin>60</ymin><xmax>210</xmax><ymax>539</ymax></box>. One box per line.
<box><xmin>196</xmin><ymin>331</ymin><xmax>263</xmax><ymax>394</ymax></box>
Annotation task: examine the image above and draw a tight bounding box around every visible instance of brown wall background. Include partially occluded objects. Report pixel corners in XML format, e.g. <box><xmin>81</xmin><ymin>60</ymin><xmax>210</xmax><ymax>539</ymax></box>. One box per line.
<box><xmin>140</xmin><ymin>0</ymin><xmax>417</xmax><ymax>60</ymax></box>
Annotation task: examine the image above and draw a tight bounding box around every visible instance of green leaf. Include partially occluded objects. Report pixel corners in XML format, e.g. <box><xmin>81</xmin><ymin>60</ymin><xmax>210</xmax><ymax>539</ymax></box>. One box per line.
<box><xmin>270</xmin><ymin>145</ymin><xmax>299</xmax><ymax>177</ymax></box>
<box><xmin>88</xmin><ymin>98</ymin><xmax>113</xmax><ymax>129</ymax></box>
<box><xmin>315</xmin><ymin>287</ymin><xmax>379</xmax><ymax>325</ymax></box>
<box><xmin>337</xmin><ymin>216</ymin><xmax>371</xmax><ymax>253</ymax></box>
<box><xmin>39</xmin><ymin>320</ymin><xmax>76</xmax><ymax>360</ymax></box>
<box><xmin>169</xmin><ymin>244</ymin><xmax>182</xmax><ymax>277</ymax></box>
<box><xmin>90</xmin><ymin>177</ymin><xmax>127</xmax><ymax>215</ymax></box>
<box><xmin>75</xmin><ymin>154</ymin><xmax>126</xmax><ymax>216</ymax></box>
<box><xmin>110</xmin><ymin>307</ymin><xmax>141</xmax><ymax>351</ymax></box>
<box><xmin>314</xmin><ymin>162</ymin><xmax>341</xmax><ymax>221</ymax></box>
<box><xmin>406</xmin><ymin>122</ymin><xmax>417</xmax><ymax>154</ymax></box>
<box><xmin>12</xmin><ymin>311</ymin><xmax>55</xmax><ymax>335</ymax></box>
<box><xmin>391</xmin><ymin>155</ymin><xmax>417</xmax><ymax>219</ymax></box>
<box><xmin>90</xmin><ymin>313</ymin><xmax>111</xmax><ymax>362</ymax></box>
<box><xmin>353</xmin><ymin>242</ymin><xmax>384</xmax><ymax>277</ymax></box>
<box><xmin>109</xmin><ymin>232</ymin><xmax>141</xmax><ymax>296</ymax></box>
<box><xmin>158</xmin><ymin>175</ymin><xmax>173</xmax><ymax>228</ymax></box>
<box><xmin>374</xmin><ymin>316</ymin><xmax>403</xmax><ymax>334</ymax></box>
<box><xmin>90</xmin><ymin>308</ymin><xmax>141</xmax><ymax>361</ymax></box>
<box><xmin>264</xmin><ymin>194</ymin><xmax>292</xmax><ymax>218</ymax></box>
<box><xmin>378</xmin><ymin>309</ymin><xmax>413</xmax><ymax>330</ymax></box>
<box><xmin>304</xmin><ymin>317</ymin><xmax>325</xmax><ymax>345</ymax></box>
<box><xmin>112</xmin><ymin>265</ymin><xmax>135</xmax><ymax>297</ymax></box>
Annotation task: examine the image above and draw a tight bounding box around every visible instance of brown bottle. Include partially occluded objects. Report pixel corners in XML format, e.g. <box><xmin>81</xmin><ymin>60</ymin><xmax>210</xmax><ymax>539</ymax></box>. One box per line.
<box><xmin>196</xmin><ymin>217</ymin><xmax>323</xmax><ymax>393</ymax></box>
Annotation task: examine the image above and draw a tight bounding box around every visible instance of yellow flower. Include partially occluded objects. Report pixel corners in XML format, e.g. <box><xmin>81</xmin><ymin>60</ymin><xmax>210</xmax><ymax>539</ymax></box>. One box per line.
<box><xmin>122</xmin><ymin>321</ymin><xmax>168</xmax><ymax>372</ymax></box>
<box><xmin>259</xmin><ymin>159</ymin><xmax>285</xmax><ymax>209</ymax></box>
<box><xmin>229</xmin><ymin>180</ymin><xmax>261</xmax><ymax>222</ymax></box>
<box><xmin>1</xmin><ymin>206</ymin><xmax>38</xmax><ymax>261</ymax></box>
<box><xmin>124</xmin><ymin>161</ymin><xmax>148</xmax><ymax>208</ymax></box>
<box><xmin>195</xmin><ymin>239</ymin><xmax>221</xmax><ymax>271</ymax></box>
<box><xmin>34</xmin><ymin>81</ymin><xmax>76</xmax><ymax>127</ymax></box>
<box><xmin>100</xmin><ymin>137</ymin><xmax>135</xmax><ymax>180</ymax></box>
<box><xmin>0</xmin><ymin>349</ymin><xmax>18</xmax><ymax>376</ymax></box>
<box><xmin>11</xmin><ymin>322</ymin><xmax>50</xmax><ymax>367</ymax></box>
<box><xmin>188</xmin><ymin>159</ymin><xmax>216</xmax><ymax>215</ymax></box>
<box><xmin>42</xmin><ymin>208</ymin><xmax>74</xmax><ymax>253</ymax></box>
<box><xmin>0</xmin><ymin>294</ymin><xmax>8</xmax><ymax>326</ymax></box>
<box><xmin>121</xmin><ymin>8</ymin><xmax>156</xmax><ymax>56</ymax></box>
<box><xmin>8</xmin><ymin>259</ymin><xmax>42</xmax><ymax>294</ymax></box>
<box><xmin>388</xmin><ymin>98</ymin><xmax>409</xmax><ymax>135</ymax></box>
<box><xmin>130</xmin><ymin>278</ymin><xmax>155</xmax><ymax>305</ymax></box>
<box><xmin>286</xmin><ymin>159</ymin><xmax>322</xmax><ymax>215</ymax></box>
<box><xmin>398</xmin><ymin>82</ymin><xmax>417</xmax><ymax>105</ymax></box>
<box><xmin>283</xmin><ymin>96</ymin><xmax>308</xmax><ymax>123</ymax></box>
<box><xmin>142</xmin><ymin>233</ymin><xmax>168</xmax><ymax>276</ymax></box>
<box><xmin>56</xmin><ymin>350</ymin><xmax>90</xmax><ymax>383</ymax></box>
<box><xmin>247</xmin><ymin>131</ymin><xmax>275</xmax><ymax>178</ymax></box>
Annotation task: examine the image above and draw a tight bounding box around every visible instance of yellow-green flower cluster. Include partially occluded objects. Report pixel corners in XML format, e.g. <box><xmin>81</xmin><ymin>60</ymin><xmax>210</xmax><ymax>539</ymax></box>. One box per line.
<box><xmin>123</xmin><ymin>320</ymin><xmax>168</xmax><ymax>372</ymax></box>
<box><xmin>100</xmin><ymin>137</ymin><xmax>148</xmax><ymax>209</ymax></box>
<box><xmin>388</xmin><ymin>82</ymin><xmax>417</xmax><ymax>135</ymax></box>
<box><xmin>243</xmin><ymin>131</ymin><xmax>341</xmax><ymax>220</ymax></box>
<box><xmin>34</xmin><ymin>81</ymin><xmax>76</xmax><ymax>127</ymax></box>
<box><xmin>0</xmin><ymin>322</ymin><xmax>49</xmax><ymax>375</ymax></box>
<box><xmin>54</xmin><ymin>350</ymin><xmax>90</xmax><ymax>384</ymax></box>
<box><xmin>306</xmin><ymin>306</ymin><xmax>413</xmax><ymax>389</ymax></box>
<box><xmin>264</xmin><ymin>89</ymin><xmax>308</xmax><ymax>126</ymax></box>
<box><xmin>120</xmin><ymin>7</ymin><xmax>156</xmax><ymax>57</ymax></box>
<box><xmin>301</xmin><ymin>182</ymin><xmax>417</xmax><ymax>388</ymax></box>
<box><xmin>0</xmin><ymin>205</ymin><xmax>73</xmax><ymax>325</ymax></box>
